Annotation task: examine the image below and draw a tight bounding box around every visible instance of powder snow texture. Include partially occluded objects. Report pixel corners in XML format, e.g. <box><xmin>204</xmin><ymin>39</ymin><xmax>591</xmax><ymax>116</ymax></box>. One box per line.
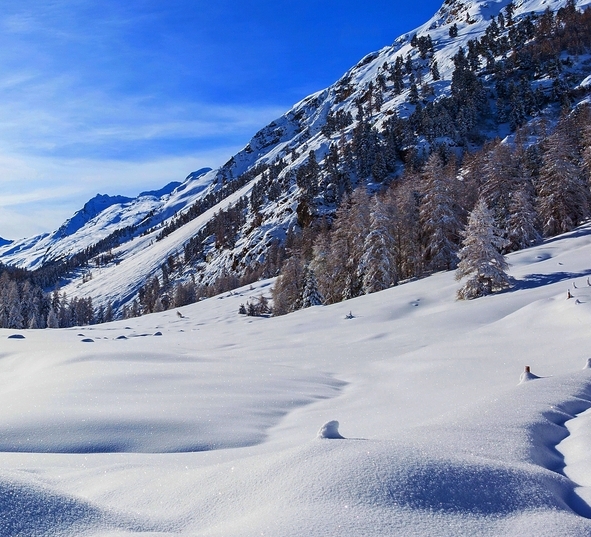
<box><xmin>3</xmin><ymin>224</ymin><xmax>591</xmax><ymax>535</ymax></box>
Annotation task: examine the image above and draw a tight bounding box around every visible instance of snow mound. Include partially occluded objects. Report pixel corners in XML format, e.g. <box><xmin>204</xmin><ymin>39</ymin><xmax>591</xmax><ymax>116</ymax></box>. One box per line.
<box><xmin>0</xmin><ymin>472</ymin><xmax>154</xmax><ymax>536</ymax></box>
<box><xmin>317</xmin><ymin>420</ymin><xmax>345</xmax><ymax>439</ymax></box>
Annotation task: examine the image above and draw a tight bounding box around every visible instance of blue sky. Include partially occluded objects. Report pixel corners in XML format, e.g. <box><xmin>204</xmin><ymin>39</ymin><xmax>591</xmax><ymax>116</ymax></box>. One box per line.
<box><xmin>0</xmin><ymin>0</ymin><xmax>443</xmax><ymax>240</ymax></box>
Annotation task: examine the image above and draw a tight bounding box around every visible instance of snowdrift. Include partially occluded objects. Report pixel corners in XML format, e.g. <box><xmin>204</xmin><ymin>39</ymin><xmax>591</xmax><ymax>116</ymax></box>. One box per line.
<box><xmin>2</xmin><ymin>223</ymin><xmax>591</xmax><ymax>535</ymax></box>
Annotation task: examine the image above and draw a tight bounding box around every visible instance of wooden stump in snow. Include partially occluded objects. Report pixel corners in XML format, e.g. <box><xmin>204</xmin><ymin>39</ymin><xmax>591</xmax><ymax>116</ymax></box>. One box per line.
<box><xmin>519</xmin><ymin>365</ymin><xmax>540</xmax><ymax>384</ymax></box>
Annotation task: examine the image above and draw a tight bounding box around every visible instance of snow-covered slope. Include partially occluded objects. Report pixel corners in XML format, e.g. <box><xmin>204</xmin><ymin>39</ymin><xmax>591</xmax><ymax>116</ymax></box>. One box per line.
<box><xmin>2</xmin><ymin>0</ymin><xmax>591</xmax><ymax>309</ymax></box>
<box><xmin>2</xmin><ymin>223</ymin><xmax>591</xmax><ymax>535</ymax></box>
<box><xmin>0</xmin><ymin>168</ymin><xmax>213</xmax><ymax>270</ymax></box>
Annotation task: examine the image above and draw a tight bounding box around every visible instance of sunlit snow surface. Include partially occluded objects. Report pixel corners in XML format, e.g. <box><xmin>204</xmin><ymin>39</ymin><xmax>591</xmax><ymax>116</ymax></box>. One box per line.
<box><xmin>2</xmin><ymin>225</ymin><xmax>591</xmax><ymax>535</ymax></box>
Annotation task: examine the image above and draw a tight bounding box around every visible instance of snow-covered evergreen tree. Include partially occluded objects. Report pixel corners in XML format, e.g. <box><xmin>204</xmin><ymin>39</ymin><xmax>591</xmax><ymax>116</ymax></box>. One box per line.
<box><xmin>301</xmin><ymin>265</ymin><xmax>324</xmax><ymax>307</ymax></box>
<box><xmin>456</xmin><ymin>200</ymin><xmax>511</xmax><ymax>300</ymax></box>
<box><xmin>359</xmin><ymin>196</ymin><xmax>397</xmax><ymax>294</ymax></box>
<box><xmin>28</xmin><ymin>314</ymin><xmax>40</xmax><ymax>329</ymax></box>
<box><xmin>46</xmin><ymin>308</ymin><xmax>59</xmax><ymax>328</ymax></box>
<box><xmin>419</xmin><ymin>153</ymin><xmax>462</xmax><ymax>272</ymax></box>
<box><xmin>104</xmin><ymin>303</ymin><xmax>114</xmax><ymax>323</ymax></box>
<box><xmin>8</xmin><ymin>303</ymin><xmax>23</xmax><ymax>329</ymax></box>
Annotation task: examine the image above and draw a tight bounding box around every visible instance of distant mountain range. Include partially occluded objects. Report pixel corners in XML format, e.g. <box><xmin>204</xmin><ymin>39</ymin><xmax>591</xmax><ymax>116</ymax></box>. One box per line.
<box><xmin>2</xmin><ymin>0</ymin><xmax>590</xmax><ymax>314</ymax></box>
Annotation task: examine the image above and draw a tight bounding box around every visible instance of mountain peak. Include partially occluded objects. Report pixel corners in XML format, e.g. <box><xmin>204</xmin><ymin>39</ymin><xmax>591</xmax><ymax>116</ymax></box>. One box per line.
<box><xmin>185</xmin><ymin>168</ymin><xmax>213</xmax><ymax>181</ymax></box>
<box><xmin>57</xmin><ymin>194</ymin><xmax>133</xmax><ymax>239</ymax></box>
<box><xmin>138</xmin><ymin>181</ymin><xmax>182</xmax><ymax>199</ymax></box>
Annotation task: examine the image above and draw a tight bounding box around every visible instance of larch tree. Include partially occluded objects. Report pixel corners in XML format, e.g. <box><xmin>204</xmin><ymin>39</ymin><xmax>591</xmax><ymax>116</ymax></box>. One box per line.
<box><xmin>271</xmin><ymin>256</ymin><xmax>305</xmax><ymax>316</ymax></box>
<box><xmin>318</xmin><ymin>187</ymin><xmax>370</xmax><ymax>304</ymax></box>
<box><xmin>506</xmin><ymin>184</ymin><xmax>541</xmax><ymax>251</ymax></box>
<box><xmin>340</xmin><ymin>187</ymin><xmax>370</xmax><ymax>300</ymax></box>
<box><xmin>386</xmin><ymin>174</ymin><xmax>423</xmax><ymax>280</ymax></box>
<box><xmin>478</xmin><ymin>141</ymin><xmax>522</xmax><ymax>240</ymax></box>
<box><xmin>456</xmin><ymin>199</ymin><xmax>511</xmax><ymax>299</ymax></box>
<box><xmin>536</xmin><ymin>117</ymin><xmax>590</xmax><ymax>236</ymax></box>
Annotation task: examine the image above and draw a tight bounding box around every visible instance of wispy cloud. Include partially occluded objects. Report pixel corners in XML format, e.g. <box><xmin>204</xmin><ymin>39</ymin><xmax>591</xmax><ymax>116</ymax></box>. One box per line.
<box><xmin>0</xmin><ymin>2</ymin><xmax>288</xmax><ymax>161</ymax></box>
<box><xmin>0</xmin><ymin>1</ymin><xmax>307</xmax><ymax>242</ymax></box>
<box><xmin>0</xmin><ymin>69</ymin><xmax>285</xmax><ymax>155</ymax></box>
<box><xmin>0</xmin><ymin>3</ymin><xmax>286</xmax><ymax>239</ymax></box>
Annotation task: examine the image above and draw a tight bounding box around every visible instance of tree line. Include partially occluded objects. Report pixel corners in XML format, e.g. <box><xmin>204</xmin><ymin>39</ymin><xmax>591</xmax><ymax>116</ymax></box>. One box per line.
<box><xmin>0</xmin><ymin>266</ymin><xmax>98</xmax><ymax>329</ymax></box>
<box><xmin>273</xmin><ymin>104</ymin><xmax>591</xmax><ymax>313</ymax></box>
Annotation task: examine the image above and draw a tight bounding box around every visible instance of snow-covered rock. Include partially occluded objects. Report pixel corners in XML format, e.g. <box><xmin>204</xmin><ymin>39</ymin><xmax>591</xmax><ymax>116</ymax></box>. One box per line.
<box><xmin>317</xmin><ymin>420</ymin><xmax>345</xmax><ymax>439</ymax></box>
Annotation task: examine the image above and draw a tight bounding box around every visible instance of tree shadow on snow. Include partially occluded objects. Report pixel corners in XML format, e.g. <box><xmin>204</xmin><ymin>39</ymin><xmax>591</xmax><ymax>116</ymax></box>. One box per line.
<box><xmin>515</xmin><ymin>269</ymin><xmax>591</xmax><ymax>290</ymax></box>
<box><xmin>537</xmin><ymin>226</ymin><xmax>591</xmax><ymax>245</ymax></box>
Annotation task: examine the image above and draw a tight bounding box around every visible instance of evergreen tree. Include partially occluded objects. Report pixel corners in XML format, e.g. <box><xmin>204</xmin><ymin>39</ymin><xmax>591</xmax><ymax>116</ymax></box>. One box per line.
<box><xmin>301</xmin><ymin>265</ymin><xmax>324</xmax><ymax>307</ymax></box>
<box><xmin>391</xmin><ymin>56</ymin><xmax>405</xmax><ymax>94</ymax></box>
<box><xmin>352</xmin><ymin>122</ymin><xmax>378</xmax><ymax>179</ymax></box>
<box><xmin>420</xmin><ymin>153</ymin><xmax>462</xmax><ymax>271</ymax></box>
<box><xmin>8</xmin><ymin>303</ymin><xmax>23</xmax><ymax>329</ymax></box>
<box><xmin>409</xmin><ymin>82</ymin><xmax>420</xmax><ymax>105</ymax></box>
<box><xmin>371</xmin><ymin>151</ymin><xmax>388</xmax><ymax>182</ymax></box>
<box><xmin>360</xmin><ymin>196</ymin><xmax>398</xmax><ymax>294</ymax></box>
<box><xmin>104</xmin><ymin>302</ymin><xmax>114</xmax><ymax>323</ymax></box>
<box><xmin>47</xmin><ymin>308</ymin><xmax>59</xmax><ymax>328</ymax></box>
<box><xmin>456</xmin><ymin>200</ymin><xmax>511</xmax><ymax>299</ymax></box>
<box><xmin>28</xmin><ymin>314</ymin><xmax>40</xmax><ymax>329</ymax></box>
<box><xmin>431</xmin><ymin>60</ymin><xmax>441</xmax><ymax>81</ymax></box>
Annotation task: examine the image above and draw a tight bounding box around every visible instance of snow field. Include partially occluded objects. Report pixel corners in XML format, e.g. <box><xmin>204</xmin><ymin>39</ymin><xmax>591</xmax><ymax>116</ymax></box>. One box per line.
<box><xmin>2</xmin><ymin>224</ymin><xmax>591</xmax><ymax>535</ymax></box>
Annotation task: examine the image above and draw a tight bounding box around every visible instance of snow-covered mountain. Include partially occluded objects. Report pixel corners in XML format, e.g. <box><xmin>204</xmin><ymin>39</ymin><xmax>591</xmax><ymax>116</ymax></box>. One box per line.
<box><xmin>2</xmin><ymin>0</ymin><xmax>591</xmax><ymax>311</ymax></box>
<box><xmin>0</xmin><ymin>168</ymin><xmax>212</xmax><ymax>271</ymax></box>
